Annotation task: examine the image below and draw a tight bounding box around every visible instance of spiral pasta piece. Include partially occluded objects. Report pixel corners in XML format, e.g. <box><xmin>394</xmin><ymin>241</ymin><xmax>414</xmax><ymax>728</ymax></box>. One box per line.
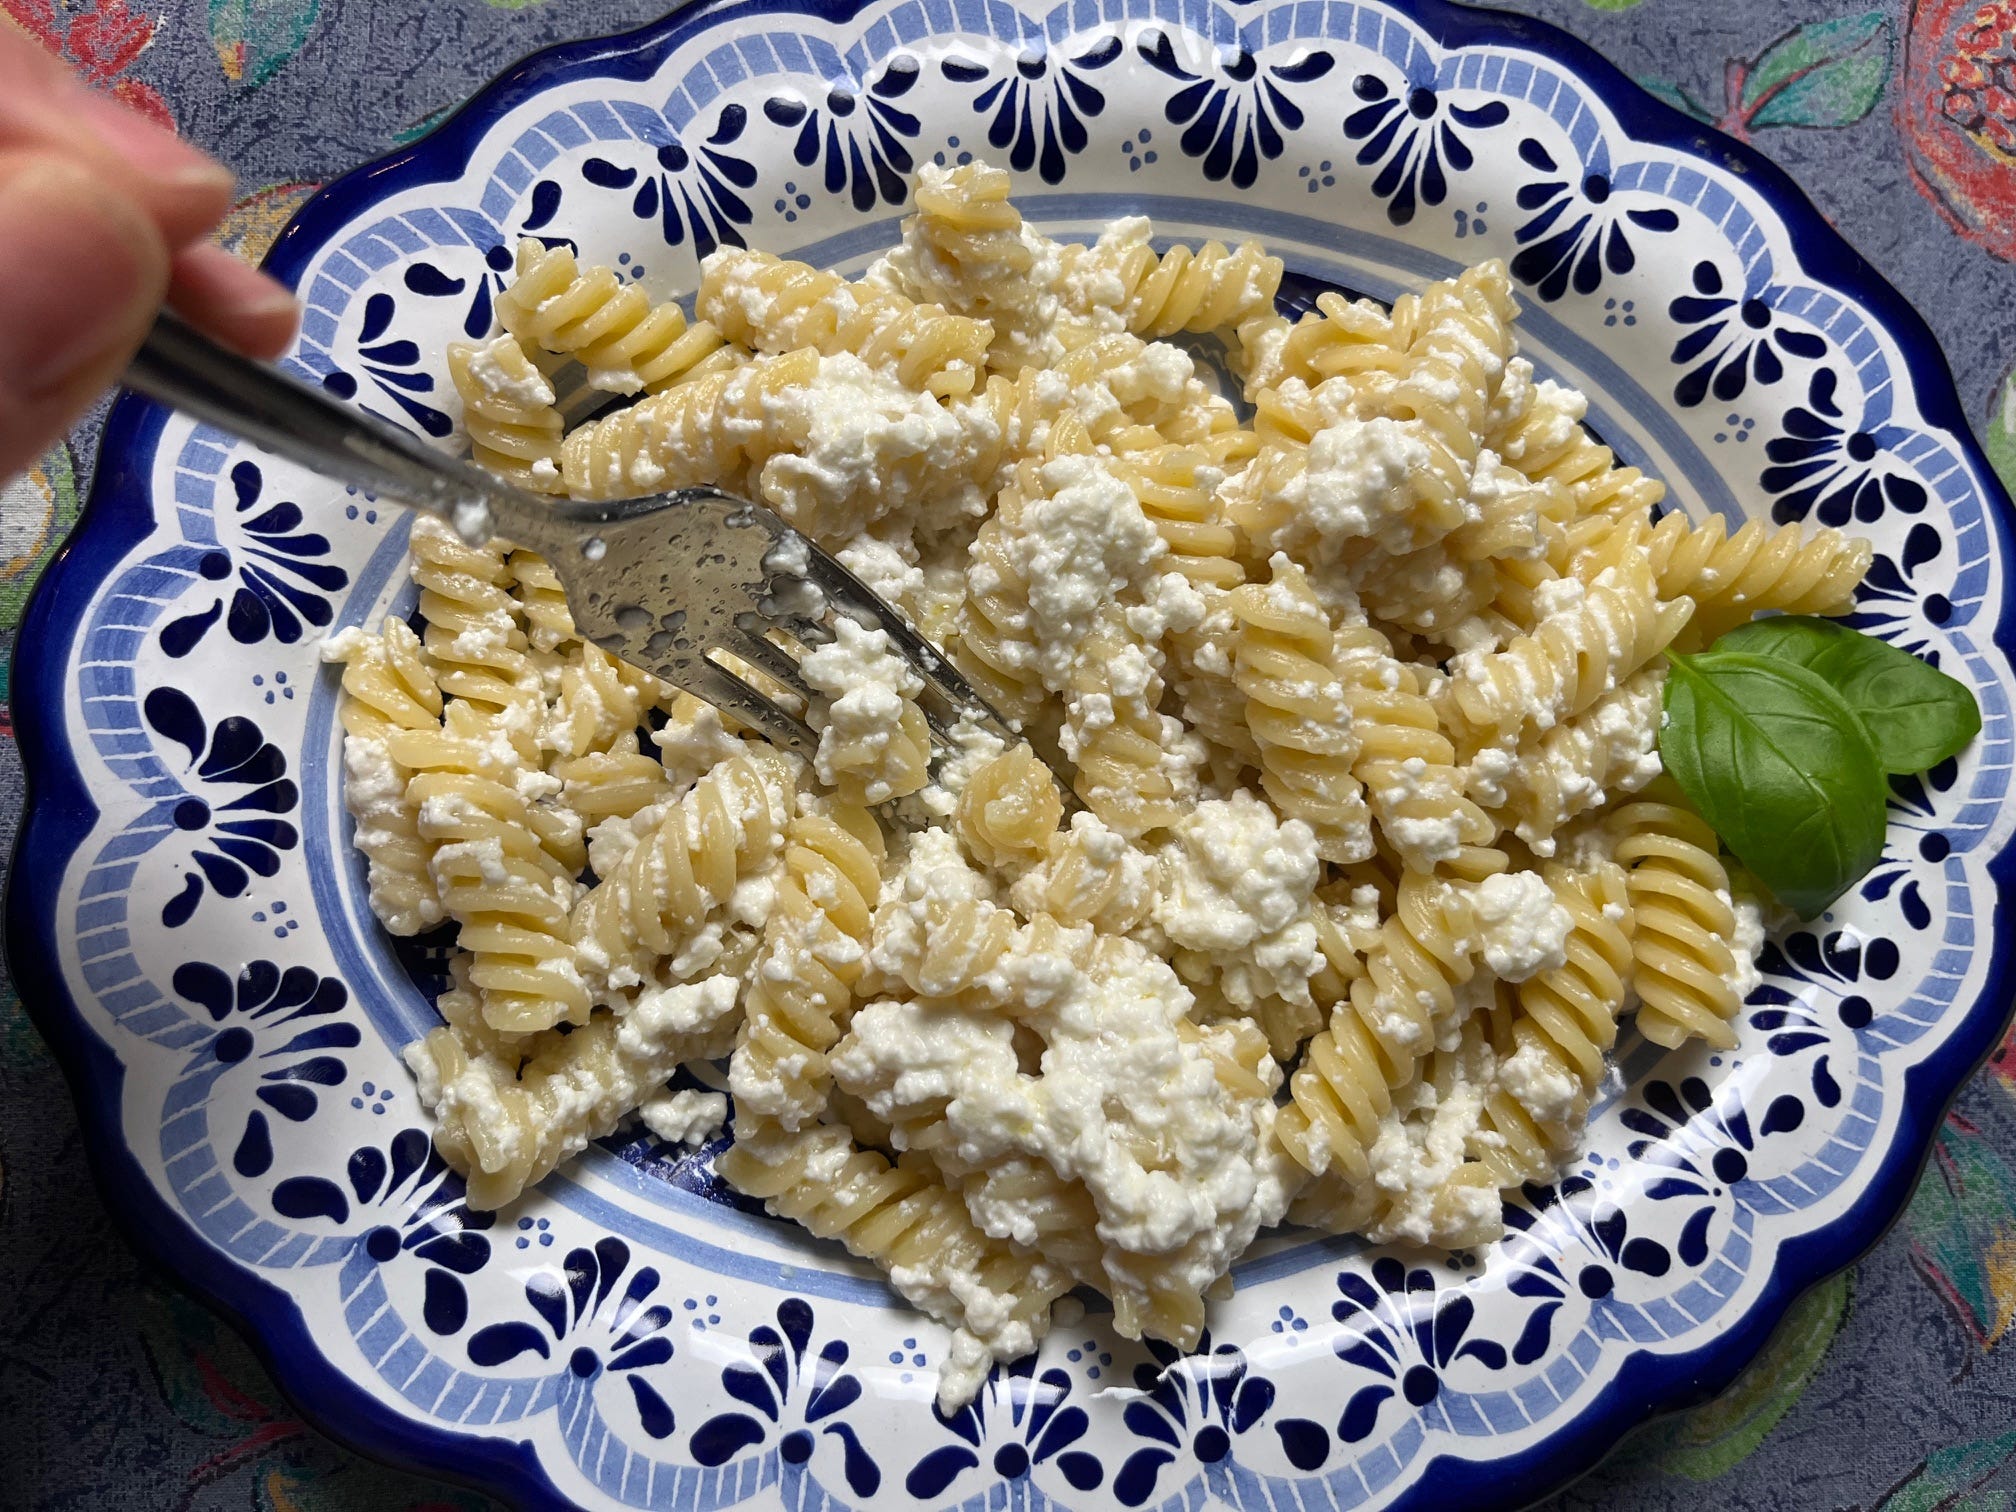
<box><xmin>1011</xmin><ymin>811</ymin><xmax>1156</xmax><ymax>932</ymax></box>
<box><xmin>1228</xmin><ymin>558</ymin><xmax>1369</xmax><ymax>862</ymax></box>
<box><xmin>553</xmin><ymin>735</ymin><xmax>671</xmax><ymax>826</ymax></box>
<box><xmin>700</xmin><ymin>247</ymin><xmax>991</xmax><ymax>397</ymax></box>
<box><xmin>1473</xmin><ymin>861</ymin><xmax>1635</xmax><ymax>1184</ymax></box>
<box><xmin>571</xmin><ymin>754</ymin><xmax>789</xmax><ymax>996</ymax></box>
<box><xmin>410</xmin><ymin>762</ymin><xmax>589</xmax><ymax>1033</ymax></box>
<box><xmin>544</xmin><ymin>641</ymin><xmax>663</xmax><ymax>761</ymax></box>
<box><xmin>719</xmin><ymin>1116</ymin><xmax>1069</xmax><ymax>1408</ymax></box>
<box><xmin>1112</xmin><ymin>442</ymin><xmax>1241</xmax><ymax>589</ymax></box>
<box><xmin>506</xmin><ymin>548</ymin><xmax>576</xmax><ymax>656</ymax></box>
<box><xmin>955</xmin><ymin>744</ymin><xmax>1064</xmax><ymax>870</ymax></box>
<box><xmin>957</xmin><ymin>1157</ymin><xmax>1105</xmax><ymax>1283</ymax></box>
<box><xmin>1059</xmin><ymin>222</ymin><xmax>1283</xmax><ymax>339</ymax></box>
<box><xmin>1476</xmin><ymin>669</ymin><xmax>1663</xmax><ymax>852</ymax></box>
<box><xmin>1490</xmin><ymin>371</ymin><xmax>1665</xmax><ymax>522</ymax></box>
<box><xmin>447</xmin><ymin>335</ymin><xmax>564</xmax><ymax>490</ymax></box>
<box><xmin>1257</xmin><ymin>289</ymin><xmax>1405</xmax><ymax>396</ymax></box>
<box><xmin>883</xmin><ymin>158</ymin><xmax>1065</xmax><ymax>373</ymax></box>
<box><xmin>407</xmin><ymin>519</ymin><xmax>540</xmax><ymax>739</ymax></box>
<box><xmin>955</xmin><ymin>482</ymin><xmax>1050</xmax><ymax>727</ymax></box>
<box><xmin>1241</xmin><ymin>260</ymin><xmax>1516</xmax><ymax>564</ymax></box>
<box><xmin>327</xmin><ymin>617</ymin><xmax>445</xmax><ymax>936</ymax></box>
<box><xmin>729</xmin><ymin>804</ymin><xmax>887</xmax><ymax>1127</ymax></box>
<box><xmin>1640</xmin><ymin>509</ymin><xmax>1873</xmax><ymax>645</ymax></box>
<box><xmin>496</xmin><ymin>237</ymin><xmax>739</xmax><ymax>393</ymax></box>
<box><xmin>557</xmin><ymin>345</ymin><xmax>821</xmax><ymax>500</ymax></box>
<box><xmin>1360</xmin><ymin>541</ymin><xmax>1500</xmax><ymax>641</ymax></box>
<box><xmin>1330</xmin><ymin>627</ymin><xmax>1499</xmax><ymax>872</ymax></box>
<box><xmin>1437</xmin><ymin>553</ymin><xmax>1694</xmax><ymax>752</ymax></box>
<box><xmin>1609</xmin><ymin>794</ymin><xmax>1744</xmax><ymax>1050</ymax></box>
<box><xmin>1275</xmin><ymin>870</ymin><xmax>1487</xmax><ymax>1180</ymax></box>
<box><xmin>412</xmin><ymin>972</ymin><xmax>743</xmax><ymax>1209</ymax></box>
<box><xmin>1063</xmin><ymin>615</ymin><xmax>1193</xmax><ymax>838</ymax></box>
<box><xmin>1115</xmin><ymin>438</ymin><xmax>1248</xmax><ymax>756</ymax></box>
<box><xmin>1386</xmin><ymin>261</ymin><xmax>1517</xmax><ymax>430</ymax></box>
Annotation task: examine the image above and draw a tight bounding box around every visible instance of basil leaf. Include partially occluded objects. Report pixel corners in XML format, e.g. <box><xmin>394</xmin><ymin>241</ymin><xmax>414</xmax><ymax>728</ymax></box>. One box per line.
<box><xmin>1714</xmin><ymin>616</ymin><xmax>1980</xmax><ymax>774</ymax></box>
<box><xmin>1661</xmin><ymin>651</ymin><xmax>1888</xmax><ymax>918</ymax></box>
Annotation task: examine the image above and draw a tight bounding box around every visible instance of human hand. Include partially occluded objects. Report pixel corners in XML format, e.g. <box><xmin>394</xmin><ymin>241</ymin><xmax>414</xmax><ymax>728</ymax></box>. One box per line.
<box><xmin>0</xmin><ymin>21</ymin><xmax>301</xmax><ymax>479</ymax></box>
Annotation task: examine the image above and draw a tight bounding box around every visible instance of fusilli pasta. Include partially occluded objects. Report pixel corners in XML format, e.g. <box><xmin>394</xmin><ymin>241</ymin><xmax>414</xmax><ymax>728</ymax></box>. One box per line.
<box><xmin>497</xmin><ymin>237</ymin><xmax>739</xmax><ymax>393</ymax></box>
<box><xmin>1609</xmin><ymin>791</ymin><xmax>1746</xmax><ymax>1049</ymax></box>
<box><xmin>342</xmin><ymin>157</ymin><xmax>1889</xmax><ymax>1408</ymax></box>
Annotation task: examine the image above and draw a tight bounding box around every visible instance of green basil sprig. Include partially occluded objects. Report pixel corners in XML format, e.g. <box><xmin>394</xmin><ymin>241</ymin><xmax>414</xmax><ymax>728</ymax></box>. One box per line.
<box><xmin>1713</xmin><ymin>616</ymin><xmax>1980</xmax><ymax>773</ymax></box>
<box><xmin>1660</xmin><ymin>618</ymin><xmax>1980</xmax><ymax>919</ymax></box>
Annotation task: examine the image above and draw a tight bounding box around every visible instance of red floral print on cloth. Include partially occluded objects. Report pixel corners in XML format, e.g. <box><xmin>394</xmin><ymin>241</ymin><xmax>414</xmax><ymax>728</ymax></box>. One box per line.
<box><xmin>3</xmin><ymin>0</ymin><xmax>172</xmax><ymax>125</ymax></box>
<box><xmin>1901</xmin><ymin>0</ymin><xmax>2016</xmax><ymax>259</ymax></box>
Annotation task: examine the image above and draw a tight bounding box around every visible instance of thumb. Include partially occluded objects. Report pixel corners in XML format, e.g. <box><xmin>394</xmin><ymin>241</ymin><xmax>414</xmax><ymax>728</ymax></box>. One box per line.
<box><xmin>0</xmin><ymin>150</ymin><xmax>170</xmax><ymax>480</ymax></box>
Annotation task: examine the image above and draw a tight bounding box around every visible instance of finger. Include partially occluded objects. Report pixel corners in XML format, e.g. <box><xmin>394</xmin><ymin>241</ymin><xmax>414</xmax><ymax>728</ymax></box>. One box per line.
<box><xmin>0</xmin><ymin>152</ymin><xmax>169</xmax><ymax>480</ymax></box>
<box><xmin>0</xmin><ymin>26</ymin><xmax>234</xmax><ymax>248</ymax></box>
<box><xmin>169</xmin><ymin>243</ymin><xmax>301</xmax><ymax>359</ymax></box>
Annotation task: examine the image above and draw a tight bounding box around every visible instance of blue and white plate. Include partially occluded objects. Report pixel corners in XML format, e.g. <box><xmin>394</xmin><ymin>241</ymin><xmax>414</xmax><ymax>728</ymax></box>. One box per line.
<box><xmin>12</xmin><ymin>0</ymin><xmax>2016</xmax><ymax>1507</ymax></box>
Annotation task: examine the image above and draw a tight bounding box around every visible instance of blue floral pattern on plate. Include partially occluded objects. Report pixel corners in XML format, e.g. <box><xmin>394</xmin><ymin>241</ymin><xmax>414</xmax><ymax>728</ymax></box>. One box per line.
<box><xmin>10</xmin><ymin>0</ymin><xmax>2016</xmax><ymax>1508</ymax></box>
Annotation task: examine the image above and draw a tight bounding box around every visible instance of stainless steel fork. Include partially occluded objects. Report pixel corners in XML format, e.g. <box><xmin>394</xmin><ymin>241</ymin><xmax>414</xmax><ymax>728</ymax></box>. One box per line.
<box><xmin>125</xmin><ymin>310</ymin><xmax>1023</xmax><ymax>764</ymax></box>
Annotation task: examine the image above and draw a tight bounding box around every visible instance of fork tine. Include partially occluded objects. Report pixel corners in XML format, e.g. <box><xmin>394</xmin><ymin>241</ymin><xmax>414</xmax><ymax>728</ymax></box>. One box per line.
<box><xmin>692</xmin><ymin>657</ymin><xmax>819</xmax><ymax>759</ymax></box>
<box><xmin>722</xmin><ymin>620</ymin><xmax>819</xmax><ymax>706</ymax></box>
<box><xmin>777</xmin><ymin>613</ymin><xmax>834</xmax><ymax>648</ymax></box>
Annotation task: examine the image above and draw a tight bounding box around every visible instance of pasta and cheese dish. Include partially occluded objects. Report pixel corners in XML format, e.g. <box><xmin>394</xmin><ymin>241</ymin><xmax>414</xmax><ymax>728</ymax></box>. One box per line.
<box><xmin>325</xmin><ymin>157</ymin><xmax>1872</xmax><ymax>1406</ymax></box>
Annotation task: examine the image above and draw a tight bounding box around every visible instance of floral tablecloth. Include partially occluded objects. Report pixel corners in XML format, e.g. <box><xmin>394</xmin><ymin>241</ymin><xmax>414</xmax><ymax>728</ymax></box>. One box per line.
<box><xmin>3</xmin><ymin>0</ymin><xmax>2014</xmax><ymax>1507</ymax></box>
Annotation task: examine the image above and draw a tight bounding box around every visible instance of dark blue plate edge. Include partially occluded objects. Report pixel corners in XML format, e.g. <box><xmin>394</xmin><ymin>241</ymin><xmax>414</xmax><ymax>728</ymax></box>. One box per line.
<box><xmin>4</xmin><ymin>0</ymin><xmax>2012</xmax><ymax>1509</ymax></box>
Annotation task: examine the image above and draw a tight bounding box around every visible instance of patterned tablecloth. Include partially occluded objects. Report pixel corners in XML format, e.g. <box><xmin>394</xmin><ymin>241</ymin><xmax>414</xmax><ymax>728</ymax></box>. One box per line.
<box><xmin>3</xmin><ymin>0</ymin><xmax>2014</xmax><ymax>1507</ymax></box>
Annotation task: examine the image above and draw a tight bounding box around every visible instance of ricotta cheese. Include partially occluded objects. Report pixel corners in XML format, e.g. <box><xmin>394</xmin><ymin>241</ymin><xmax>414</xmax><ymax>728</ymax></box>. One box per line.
<box><xmin>1153</xmin><ymin>791</ymin><xmax>1323</xmax><ymax>1007</ymax></box>
<box><xmin>995</xmin><ymin>452</ymin><xmax>1168</xmax><ymax>689</ymax></box>
<box><xmin>800</xmin><ymin>616</ymin><xmax>926</xmax><ymax>805</ymax></box>
<box><xmin>1459</xmin><ymin>871</ymin><xmax>1572</xmax><ymax>982</ymax></box>
<box><xmin>639</xmin><ymin>1087</ymin><xmax>730</xmax><ymax>1147</ymax></box>
<box><xmin>758</xmin><ymin>353</ymin><xmax>985</xmax><ymax>537</ymax></box>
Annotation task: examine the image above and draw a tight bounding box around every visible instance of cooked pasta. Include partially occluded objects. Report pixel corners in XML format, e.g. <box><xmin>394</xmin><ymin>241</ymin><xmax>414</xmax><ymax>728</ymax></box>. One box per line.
<box><xmin>718</xmin><ymin>1117</ymin><xmax>1070</xmax><ymax>1406</ymax></box>
<box><xmin>1228</xmin><ymin>557</ymin><xmax>1370</xmax><ymax>862</ymax></box>
<box><xmin>1473</xmin><ymin>862</ymin><xmax>1635</xmax><ymax>1183</ymax></box>
<box><xmin>323</xmin><ymin>617</ymin><xmax>444</xmax><ymax>936</ymax></box>
<box><xmin>571</xmin><ymin>754</ymin><xmax>790</xmax><ymax>1000</ymax></box>
<box><xmin>954</xmin><ymin>744</ymin><xmax>1064</xmax><ymax>870</ymax></box>
<box><xmin>341</xmin><ymin>156</ymin><xmax>1886</xmax><ymax>1409</ymax></box>
<box><xmin>410</xmin><ymin>972</ymin><xmax>743</xmax><ymax>1210</ymax></box>
<box><xmin>880</xmin><ymin>159</ymin><xmax>1055</xmax><ymax>371</ymax></box>
<box><xmin>1058</xmin><ymin>218</ymin><xmax>1284</xmax><ymax>339</ymax></box>
<box><xmin>1437</xmin><ymin>553</ymin><xmax>1695</xmax><ymax>752</ymax></box>
<box><xmin>1474</xmin><ymin>669</ymin><xmax>1665</xmax><ymax>852</ymax></box>
<box><xmin>1063</xmin><ymin>613</ymin><xmax>1195</xmax><ymax>836</ymax></box>
<box><xmin>496</xmin><ymin>237</ymin><xmax>739</xmax><ymax>394</ymax></box>
<box><xmin>1609</xmin><ymin>791</ymin><xmax>1747</xmax><ymax>1050</ymax></box>
<box><xmin>556</xmin><ymin>345</ymin><xmax>821</xmax><ymax>501</ymax></box>
<box><xmin>1335</xmin><ymin>623</ymin><xmax>1497</xmax><ymax>871</ymax></box>
<box><xmin>1639</xmin><ymin>509</ymin><xmax>1874</xmax><ymax>646</ymax></box>
<box><xmin>1275</xmin><ymin>871</ymin><xmax>1484</xmax><ymax>1182</ymax></box>
<box><xmin>406</xmin><ymin>518</ymin><xmax>539</xmax><ymax>736</ymax></box>
<box><xmin>447</xmin><ymin>334</ymin><xmax>565</xmax><ymax>490</ymax></box>
<box><xmin>413</xmin><ymin>760</ymin><xmax>589</xmax><ymax>1033</ymax></box>
<box><xmin>699</xmin><ymin>247</ymin><xmax>990</xmax><ymax>397</ymax></box>
<box><xmin>728</xmin><ymin>803</ymin><xmax>886</xmax><ymax>1127</ymax></box>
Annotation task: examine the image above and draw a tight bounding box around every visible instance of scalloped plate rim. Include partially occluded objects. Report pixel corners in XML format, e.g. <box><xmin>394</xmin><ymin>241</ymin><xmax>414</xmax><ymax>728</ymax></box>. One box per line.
<box><xmin>8</xmin><ymin>0</ymin><xmax>2016</xmax><ymax>1507</ymax></box>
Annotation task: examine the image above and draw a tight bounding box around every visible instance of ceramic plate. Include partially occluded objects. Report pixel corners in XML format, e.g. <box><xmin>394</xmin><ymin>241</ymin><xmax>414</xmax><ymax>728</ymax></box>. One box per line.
<box><xmin>13</xmin><ymin>0</ymin><xmax>2016</xmax><ymax>1507</ymax></box>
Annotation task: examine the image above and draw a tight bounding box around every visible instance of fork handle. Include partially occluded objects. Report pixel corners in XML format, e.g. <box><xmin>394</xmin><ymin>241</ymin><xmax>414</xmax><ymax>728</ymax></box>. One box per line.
<box><xmin>124</xmin><ymin>310</ymin><xmax>557</xmax><ymax>547</ymax></box>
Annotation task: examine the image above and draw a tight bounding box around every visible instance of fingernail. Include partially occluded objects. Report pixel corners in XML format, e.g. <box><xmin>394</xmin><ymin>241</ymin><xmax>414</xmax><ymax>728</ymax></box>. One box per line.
<box><xmin>0</xmin><ymin>161</ymin><xmax>165</xmax><ymax>396</ymax></box>
<box><xmin>69</xmin><ymin>84</ymin><xmax>234</xmax><ymax>194</ymax></box>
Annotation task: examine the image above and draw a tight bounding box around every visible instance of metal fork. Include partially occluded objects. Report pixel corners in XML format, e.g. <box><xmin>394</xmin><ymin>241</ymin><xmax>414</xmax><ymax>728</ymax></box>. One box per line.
<box><xmin>125</xmin><ymin>311</ymin><xmax>1023</xmax><ymax>764</ymax></box>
